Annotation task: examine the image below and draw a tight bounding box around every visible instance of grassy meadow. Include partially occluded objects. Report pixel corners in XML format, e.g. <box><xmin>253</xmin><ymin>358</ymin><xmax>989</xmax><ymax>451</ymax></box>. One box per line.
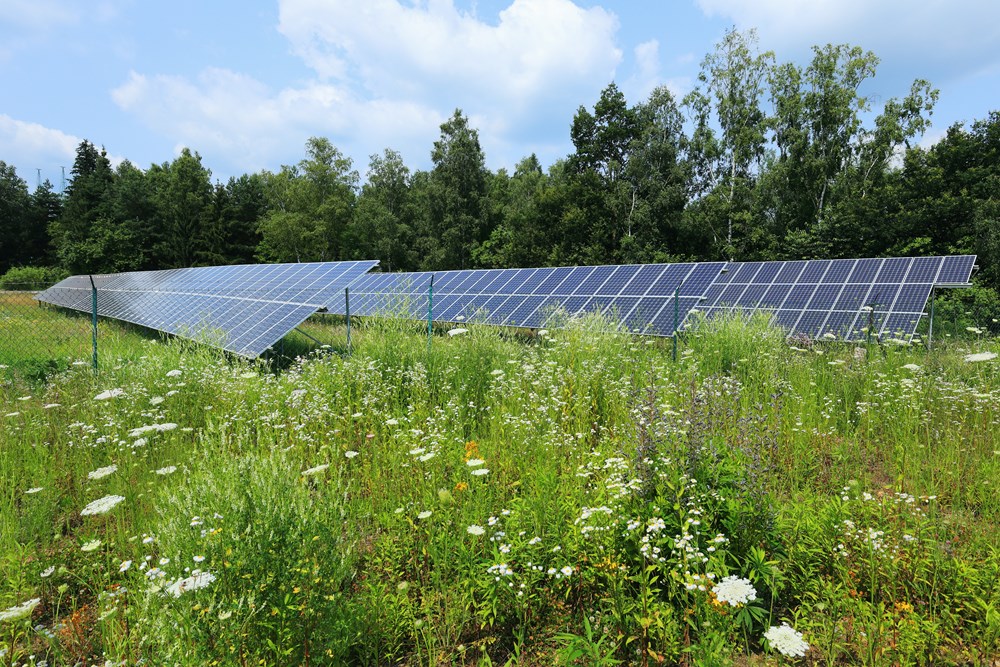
<box><xmin>1</xmin><ymin>307</ymin><xmax>999</xmax><ymax>666</ymax></box>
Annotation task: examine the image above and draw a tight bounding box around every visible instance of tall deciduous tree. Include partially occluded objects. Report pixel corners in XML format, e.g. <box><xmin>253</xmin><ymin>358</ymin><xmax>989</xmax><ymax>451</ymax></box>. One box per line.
<box><xmin>257</xmin><ymin>137</ymin><xmax>357</xmax><ymax>263</ymax></box>
<box><xmin>426</xmin><ymin>110</ymin><xmax>489</xmax><ymax>270</ymax></box>
<box><xmin>684</xmin><ymin>28</ymin><xmax>773</xmax><ymax>259</ymax></box>
<box><xmin>350</xmin><ymin>149</ymin><xmax>414</xmax><ymax>271</ymax></box>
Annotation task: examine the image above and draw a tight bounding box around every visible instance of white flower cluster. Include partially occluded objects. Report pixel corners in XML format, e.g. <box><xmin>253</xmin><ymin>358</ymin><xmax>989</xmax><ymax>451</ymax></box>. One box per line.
<box><xmin>87</xmin><ymin>464</ymin><xmax>118</xmax><ymax>480</ymax></box>
<box><xmin>80</xmin><ymin>494</ymin><xmax>125</xmax><ymax>516</ymax></box>
<box><xmin>94</xmin><ymin>388</ymin><xmax>125</xmax><ymax>401</ymax></box>
<box><xmin>764</xmin><ymin>623</ymin><xmax>809</xmax><ymax>657</ymax></box>
<box><xmin>165</xmin><ymin>571</ymin><xmax>216</xmax><ymax>597</ymax></box>
<box><xmin>128</xmin><ymin>423</ymin><xmax>178</xmax><ymax>438</ymax></box>
<box><xmin>711</xmin><ymin>575</ymin><xmax>757</xmax><ymax>607</ymax></box>
<box><xmin>0</xmin><ymin>598</ymin><xmax>40</xmax><ymax>623</ymax></box>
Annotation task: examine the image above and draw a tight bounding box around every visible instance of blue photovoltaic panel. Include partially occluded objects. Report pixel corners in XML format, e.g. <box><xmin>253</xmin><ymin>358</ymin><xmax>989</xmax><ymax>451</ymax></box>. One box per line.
<box><xmin>36</xmin><ymin>261</ymin><xmax>378</xmax><ymax>357</ymax></box>
<box><xmin>333</xmin><ymin>262</ymin><xmax>728</xmax><ymax>336</ymax></box>
<box><xmin>332</xmin><ymin>255</ymin><xmax>975</xmax><ymax>343</ymax></box>
<box><xmin>702</xmin><ymin>255</ymin><xmax>975</xmax><ymax>342</ymax></box>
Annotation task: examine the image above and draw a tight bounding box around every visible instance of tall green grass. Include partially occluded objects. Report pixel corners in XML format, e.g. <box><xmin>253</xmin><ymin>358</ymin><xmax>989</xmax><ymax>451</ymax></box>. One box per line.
<box><xmin>0</xmin><ymin>310</ymin><xmax>998</xmax><ymax>665</ymax></box>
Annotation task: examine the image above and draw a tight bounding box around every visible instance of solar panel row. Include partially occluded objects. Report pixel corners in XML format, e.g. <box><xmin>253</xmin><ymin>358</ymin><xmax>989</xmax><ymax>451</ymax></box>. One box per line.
<box><xmin>37</xmin><ymin>261</ymin><xmax>378</xmax><ymax>357</ymax></box>
<box><xmin>337</xmin><ymin>255</ymin><xmax>976</xmax><ymax>342</ymax></box>
<box><xmin>35</xmin><ymin>255</ymin><xmax>975</xmax><ymax>357</ymax></box>
<box><xmin>345</xmin><ymin>262</ymin><xmax>725</xmax><ymax>335</ymax></box>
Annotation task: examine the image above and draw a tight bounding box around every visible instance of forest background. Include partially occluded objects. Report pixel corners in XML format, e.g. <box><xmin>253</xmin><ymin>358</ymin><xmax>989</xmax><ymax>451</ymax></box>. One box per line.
<box><xmin>2</xmin><ymin>31</ymin><xmax>998</xmax><ymax>306</ymax></box>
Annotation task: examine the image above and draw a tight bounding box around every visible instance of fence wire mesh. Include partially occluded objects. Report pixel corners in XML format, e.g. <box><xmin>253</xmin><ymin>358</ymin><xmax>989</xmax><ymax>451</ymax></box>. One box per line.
<box><xmin>0</xmin><ymin>282</ymin><xmax>145</xmax><ymax>386</ymax></box>
<box><xmin>3</xmin><ymin>278</ymin><xmax>997</xmax><ymax>388</ymax></box>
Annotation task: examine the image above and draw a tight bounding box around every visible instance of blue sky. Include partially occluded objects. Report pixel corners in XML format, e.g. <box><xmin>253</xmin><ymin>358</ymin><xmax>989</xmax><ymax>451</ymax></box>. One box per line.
<box><xmin>2</xmin><ymin>0</ymin><xmax>999</xmax><ymax>188</ymax></box>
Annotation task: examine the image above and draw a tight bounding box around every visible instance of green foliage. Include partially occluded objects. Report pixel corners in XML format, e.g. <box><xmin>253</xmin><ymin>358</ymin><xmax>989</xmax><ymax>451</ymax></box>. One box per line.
<box><xmin>1</xmin><ymin>311</ymin><xmax>999</xmax><ymax>662</ymax></box>
<box><xmin>129</xmin><ymin>448</ymin><xmax>358</xmax><ymax>664</ymax></box>
<box><xmin>0</xmin><ymin>266</ymin><xmax>68</xmax><ymax>289</ymax></box>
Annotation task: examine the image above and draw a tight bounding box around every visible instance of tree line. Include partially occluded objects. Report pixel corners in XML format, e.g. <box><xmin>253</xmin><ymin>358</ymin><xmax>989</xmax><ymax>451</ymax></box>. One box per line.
<box><xmin>1</xmin><ymin>30</ymin><xmax>998</xmax><ymax>294</ymax></box>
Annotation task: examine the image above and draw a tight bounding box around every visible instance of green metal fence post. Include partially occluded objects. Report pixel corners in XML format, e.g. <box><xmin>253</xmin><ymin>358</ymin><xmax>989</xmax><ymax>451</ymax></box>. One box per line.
<box><xmin>927</xmin><ymin>287</ymin><xmax>935</xmax><ymax>350</ymax></box>
<box><xmin>672</xmin><ymin>287</ymin><xmax>679</xmax><ymax>362</ymax></box>
<box><xmin>427</xmin><ymin>274</ymin><xmax>435</xmax><ymax>355</ymax></box>
<box><xmin>89</xmin><ymin>275</ymin><xmax>98</xmax><ymax>371</ymax></box>
<box><xmin>345</xmin><ymin>287</ymin><xmax>351</xmax><ymax>355</ymax></box>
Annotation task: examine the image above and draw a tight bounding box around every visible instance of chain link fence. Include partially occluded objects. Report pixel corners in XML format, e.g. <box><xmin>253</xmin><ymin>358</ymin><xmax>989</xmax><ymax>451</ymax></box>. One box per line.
<box><xmin>0</xmin><ymin>283</ymin><xmax>98</xmax><ymax>385</ymax></box>
<box><xmin>3</xmin><ymin>279</ymin><xmax>997</xmax><ymax>387</ymax></box>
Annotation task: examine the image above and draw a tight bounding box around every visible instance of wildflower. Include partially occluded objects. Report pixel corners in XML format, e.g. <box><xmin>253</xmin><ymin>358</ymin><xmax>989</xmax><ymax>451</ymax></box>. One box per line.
<box><xmin>447</xmin><ymin>328</ymin><xmax>469</xmax><ymax>337</ymax></box>
<box><xmin>417</xmin><ymin>510</ymin><xmax>433</xmax><ymax>520</ymax></box>
<box><xmin>166</xmin><ymin>369</ymin><xmax>182</xmax><ymax>377</ymax></box>
<box><xmin>120</xmin><ymin>560</ymin><xmax>132</xmax><ymax>573</ymax></box>
<box><xmin>712</xmin><ymin>576</ymin><xmax>757</xmax><ymax>607</ymax></box>
<box><xmin>964</xmin><ymin>351</ymin><xmax>997</xmax><ymax>363</ymax></box>
<box><xmin>902</xmin><ymin>363</ymin><xmax>921</xmax><ymax>371</ymax></box>
<box><xmin>80</xmin><ymin>494</ymin><xmax>125</xmax><ymax>516</ymax></box>
<box><xmin>454</xmin><ymin>482</ymin><xmax>468</xmax><ymax>492</ymax></box>
<box><xmin>471</xmin><ymin>468</ymin><xmax>490</xmax><ymax>476</ymax></box>
<box><xmin>87</xmin><ymin>465</ymin><xmax>118</xmax><ymax>480</ymax></box>
<box><xmin>302</xmin><ymin>464</ymin><xmax>330</xmax><ymax>476</ymax></box>
<box><xmin>345</xmin><ymin>450</ymin><xmax>359</xmax><ymax>459</ymax></box>
<box><xmin>764</xmin><ymin>623</ymin><xmax>809</xmax><ymax>657</ymax></box>
<box><xmin>386</xmin><ymin>418</ymin><xmax>399</xmax><ymax>426</ymax></box>
<box><xmin>94</xmin><ymin>388</ymin><xmax>125</xmax><ymax>400</ymax></box>
<box><xmin>150</xmin><ymin>396</ymin><xmax>165</xmax><ymax>405</ymax></box>
<box><xmin>81</xmin><ymin>539</ymin><xmax>102</xmax><ymax>552</ymax></box>
<box><xmin>193</xmin><ymin>556</ymin><xmax>205</xmax><ymax>563</ymax></box>
<box><xmin>560</xmin><ymin>565</ymin><xmax>574</xmax><ymax>578</ymax></box>
<box><xmin>40</xmin><ymin>566</ymin><xmax>55</xmax><ymax>578</ymax></box>
<box><xmin>0</xmin><ymin>598</ymin><xmax>40</xmax><ymax>623</ymax></box>
<box><xmin>165</xmin><ymin>571</ymin><xmax>216</xmax><ymax>597</ymax></box>
<box><xmin>467</xmin><ymin>525</ymin><xmax>486</xmax><ymax>536</ymax></box>
<box><xmin>155</xmin><ymin>466</ymin><xmax>177</xmax><ymax>475</ymax></box>
<box><xmin>25</xmin><ymin>487</ymin><xmax>43</xmax><ymax>495</ymax></box>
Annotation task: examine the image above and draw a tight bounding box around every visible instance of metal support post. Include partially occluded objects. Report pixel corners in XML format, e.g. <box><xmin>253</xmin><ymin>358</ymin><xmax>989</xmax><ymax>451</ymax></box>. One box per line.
<box><xmin>427</xmin><ymin>275</ymin><xmax>435</xmax><ymax>355</ymax></box>
<box><xmin>89</xmin><ymin>275</ymin><xmax>98</xmax><ymax>371</ymax></box>
<box><xmin>345</xmin><ymin>287</ymin><xmax>352</xmax><ymax>355</ymax></box>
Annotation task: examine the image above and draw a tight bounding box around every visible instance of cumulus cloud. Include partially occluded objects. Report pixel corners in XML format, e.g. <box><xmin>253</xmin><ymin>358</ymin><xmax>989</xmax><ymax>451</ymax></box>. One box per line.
<box><xmin>111</xmin><ymin>69</ymin><xmax>443</xmax><ymax>173</ymax></box>
<box><xmin>277</xmin><ymin>0</ymin><xmax>621</xmax><ymax>107</ymax></box>
<box><xmin>112</xmin><ymin>0</ymin><xmax>626</xmax><ymax>173</ymax></box>
<box><xmin>695</xmin><ymin>0</ymin><xmax>1000</xmax><ymax>84</ymax></box>
<box><xmin>0</xmin><ymin>115</ymin><xmax>80</xmax><ymax>181</ymax></box>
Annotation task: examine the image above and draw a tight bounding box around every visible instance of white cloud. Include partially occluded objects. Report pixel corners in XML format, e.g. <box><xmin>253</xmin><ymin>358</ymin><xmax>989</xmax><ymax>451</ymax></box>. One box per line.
<box><xmin>277</xmin><ymin>0</ymin><xmax>622</xmax><ymax>107</ymax></box>
<box><xmin>0</xmin><ymin>115</ymin><xmax>80</xmax><ymax>181</ymax></box>
<box><xmin>695</xmin><ymin>0</ymin><xmax>1000</xmax><ymax>84</ymax></box>
<box><xmin>0</xmin><ymin>0</ymin><xmax>79</xmax><ymax>28</ymax></box>
<box><xmin>112</xmin><ymin>0</ymin><xmax>626</xmax><ymax>175</ymax></box>
<box><xmin>111</xmin><ymin>69</ymin><xmax>443</xmax><ymax>174</ymax></box>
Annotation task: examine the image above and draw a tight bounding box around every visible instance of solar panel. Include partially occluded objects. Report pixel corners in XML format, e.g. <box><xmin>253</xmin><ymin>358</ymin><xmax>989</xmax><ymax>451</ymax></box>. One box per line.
<box><xmin>338</xmin><ymin>255</ymin><xmax>974</xmax><ymax>343</ymax></box>
<box><xmin>37</xmin><ymin>261</ymin><xmax>378</xmax><ymax>357</ymax></box>
<box><xmin>334</xmin><ymin>262</ymin><xmax>728</xmax><ymax>336</ymax></box>
<box><xmin>701</xmin><ymin>255</ymin><xmax>975</xmax><ymax>342</ymax></box>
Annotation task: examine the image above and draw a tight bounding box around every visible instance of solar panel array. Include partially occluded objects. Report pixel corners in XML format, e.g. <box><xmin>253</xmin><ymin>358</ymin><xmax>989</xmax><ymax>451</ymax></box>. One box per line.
<box><xmin>35</xmin><ymin>255</ymin><xmax>975</xmax><ymax>356</ymax></box>
<box><xmin>339</xmin><ymin>255</ymin><xmax>976</xmax><ymax>342</ymax></box>
<box><xmin>345</xmin><ymin>262</ymin><xmax>726</xmax><ymax>335</ymax></box>
<box><xmin>37</xmin><ymin>261</ymin><xmax>377</xmax><ymax>357</ymax></box>
<box><xmin>701</xmin><ymin>255</ymin><xmax>976</xmax><ymax>341</ymax></box>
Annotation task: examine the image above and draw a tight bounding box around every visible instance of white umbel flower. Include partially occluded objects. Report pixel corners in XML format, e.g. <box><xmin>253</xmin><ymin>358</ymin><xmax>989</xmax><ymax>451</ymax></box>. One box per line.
<box><xmin>81</xmin><ymin>494</ymin><xmax>125</xmax><ymax>516</ymax></box>
<box><xmin>764</xmin><ymin>623</ymin><xmax>809</xmax><ymax>657</ymax></box>
<box><xmin>711</xmin><ymin>575</ymin><xmax>757</xmax><ymax>607</ymax></box>
<box><xmin>165</xmin><ymin>571</ymin><xmax>216</xmax><ymax>597</ymax></box>
<box><xmin>964</xmin><ymin>351</ymin><xmax>997</xmax><ymax>363</ymax></box>
<box><xmin>0</xmin><ymin>598</ymin><xmax>40</xmax><ymax>623</ymax></box>
<box><xmin>87</xmin><ymin>465</ymin><xmax>117</xmax><ymax>480</ymax></box>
